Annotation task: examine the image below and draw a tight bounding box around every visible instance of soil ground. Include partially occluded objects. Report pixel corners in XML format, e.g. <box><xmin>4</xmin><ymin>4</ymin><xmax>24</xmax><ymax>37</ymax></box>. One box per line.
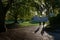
<box><xmin>0</xmin><ymin>26</ymin><xmax>60</xmax><ymax>40</ymax></box>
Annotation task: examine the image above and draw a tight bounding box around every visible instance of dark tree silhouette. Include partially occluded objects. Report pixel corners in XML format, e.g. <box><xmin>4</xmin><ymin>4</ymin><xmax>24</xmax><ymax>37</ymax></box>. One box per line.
<box><xmin>0</xmin><ymin>0</ymin><xmax>14</xmax><ymax>32</ymax></box>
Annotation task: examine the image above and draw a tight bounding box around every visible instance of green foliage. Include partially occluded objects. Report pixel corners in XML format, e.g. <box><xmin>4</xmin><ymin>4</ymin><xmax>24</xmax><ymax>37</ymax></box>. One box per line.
<box><xmin>53</xmin><ymin>0</ymin><xmax>60</xmax><ymax>8</ymax></box>
<box><xmin>6</xmin><ymin>0</ymin><xmax>32</xmax><ymax>21</ymax></box>
<box><xmin>48</xmin><ymin>13</ymin><xmax>60</xmax><ymax>30</ymax></box>
<box><xmin>44</xmin><ymin>0</ymin><xmax>60</xmax><ymax>8</ymax></box>
<box><xmin>6</xmin><ymin>0</ymin><xmax>42</xmax><ymax>21</ymax></box>
<box><xmin>2</xmin><ymin>0</ymin><xmax>8</xmax><ymax>6</ymax></box>
<box><xmin>19</xmin><ymin>21</ymin><xmax>39</xmax><ymax>27</ymax></box>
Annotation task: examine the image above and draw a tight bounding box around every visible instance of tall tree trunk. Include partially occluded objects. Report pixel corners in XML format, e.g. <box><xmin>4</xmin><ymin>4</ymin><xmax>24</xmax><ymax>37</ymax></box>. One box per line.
<box><xmin>14</xmin><ymin>17</ymin><xmax>18</xmax><ymax>23</ymax></box>
<box><xmin>0</xmin><ymin>6</ymin><xmax>6</xmax><ymax>32</ymax></box>
<box><xmin>0</xmin><ymin>14</ymin><xmax>6</xmax><ymax>32</ymax></box>
<box><xmin>0</xmin><ymin>0</ymin><xmax>14</xmax><ymax>32</ymax></box>
<box><xmin>14</xmin><ymin>14</ymin><xmax>18</xmax><ymax>23</ymax></box>
<box><xmin>0</xmin><ymin>1</ymin><xmax>6</xmax><ymax>32</ymax></box>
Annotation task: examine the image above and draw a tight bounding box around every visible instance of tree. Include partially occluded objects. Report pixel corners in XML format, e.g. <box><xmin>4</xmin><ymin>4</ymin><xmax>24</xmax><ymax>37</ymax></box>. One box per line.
<box><xmin>8</xmin><ymin>0</ymin><xmax>34</xmax><ymax>22</ymax></box>
<box><xmin>9</xmin><ymin>0</ymin><xmax>20</xmax><ymax>23</ymax></box>
<box><xmin>0</xmin><ymin>0</ymin><xmax>14</xmax><ymax>32</ymax></box>
<box><xmin>44</xmin><ymin>0</ymin><xmax>60</xmax><ymax>31</ymax></box>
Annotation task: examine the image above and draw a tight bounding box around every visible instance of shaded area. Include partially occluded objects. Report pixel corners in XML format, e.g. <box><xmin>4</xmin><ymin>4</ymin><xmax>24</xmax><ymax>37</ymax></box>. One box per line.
<box><xmin>0</xmin><ymin>26</ymin><xmax>55</xmax><ymax>40</ymax></box>
<box><xmin>46</xmin><ymin>31</ymin><xmax>60</xmax><ymax>40</ymax></box>
<box><xmin>0</xmin><ymin>27</ymin><xmax>43</xmax><ymax>40</ymax></box>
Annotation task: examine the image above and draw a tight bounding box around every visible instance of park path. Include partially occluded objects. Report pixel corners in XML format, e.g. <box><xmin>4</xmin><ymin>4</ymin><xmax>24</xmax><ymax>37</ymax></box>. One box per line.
<box><xmin>0</xmin><ymin>26</ymin><xmax>60</xmax><ymax>40</ymax></box>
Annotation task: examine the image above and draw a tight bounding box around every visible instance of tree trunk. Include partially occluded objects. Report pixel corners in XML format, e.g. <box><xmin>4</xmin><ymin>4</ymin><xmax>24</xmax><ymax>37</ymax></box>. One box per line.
<box><xmin>14</xmin><ymin>15</ymin><xmax>18</xmax><ymax>23</ymax></box>
<box><xmin>0</xmin><ymin>13</ymin><xmax>6</xmax><ymax>32</ymax></box>
<box><xmin>14</xmin><ymin>19</ymin><xmax>18</xmax><ymax>23</ymax></box>
<box><xmin>0</xmin><ymin>0</ymin><xmax>14</xmax><ymax>32</ymax></box>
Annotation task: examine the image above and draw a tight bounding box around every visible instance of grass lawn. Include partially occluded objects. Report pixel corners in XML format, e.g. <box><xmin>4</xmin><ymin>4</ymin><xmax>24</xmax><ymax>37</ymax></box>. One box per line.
<box><xmin>19</xmin><ymin>21</ymin><xmax>39</xmax><ymax>27</ymax></box>
<box><xmin>5</xmin><ymin>21</ymin><xmax>39</xmax><ymax>28</ymax></box>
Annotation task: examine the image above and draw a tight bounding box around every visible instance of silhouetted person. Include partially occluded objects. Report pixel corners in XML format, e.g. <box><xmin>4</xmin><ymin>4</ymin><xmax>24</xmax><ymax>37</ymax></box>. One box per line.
<box><xmin>41</xmin><ymin>22</ymin><xmax>45</xmax><ymax>35</ymax></box>
<box><xmin>34</xmin><ymin>22</ymin><xmax>45</xmax><ymax>35</ymax></box>
<box><xmin>34</xmin><ymin>22</ymin><xmax>41</xmax><ymax>33</ymax></box>
<box><xmin>34</xmin><ymin>26</ymin><xmax>40</xmax><ymax>33</ymax></box>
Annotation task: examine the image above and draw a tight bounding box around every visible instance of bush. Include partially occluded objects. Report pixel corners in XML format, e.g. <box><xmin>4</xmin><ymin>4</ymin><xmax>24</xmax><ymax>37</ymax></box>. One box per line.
<box><xmin>48</xmin><ymin>13</ymin><xmax>60</xmax><ymax>30</ymax></box>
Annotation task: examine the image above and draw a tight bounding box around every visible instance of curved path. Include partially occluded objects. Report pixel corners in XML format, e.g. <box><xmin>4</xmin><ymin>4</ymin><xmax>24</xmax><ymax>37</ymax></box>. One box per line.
<box><xmin>0</xmin><ymin>26</ymin><xmax>60</xmax><ymax>40</ymax></box>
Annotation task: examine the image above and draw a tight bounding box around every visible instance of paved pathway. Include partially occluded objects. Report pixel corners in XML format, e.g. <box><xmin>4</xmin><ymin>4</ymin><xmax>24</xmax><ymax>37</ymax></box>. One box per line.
<box><xmin>0</xmin><ymin>26</ymin><xmax>60</xmax><ymax>40</ymax></box>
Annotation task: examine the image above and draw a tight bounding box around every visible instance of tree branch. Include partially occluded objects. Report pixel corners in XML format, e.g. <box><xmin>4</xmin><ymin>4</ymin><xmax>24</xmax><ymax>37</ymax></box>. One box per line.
<box><xmin>0</xmin><ymin>0</ymin><xmax>3</xmax><ymax>7</ymax></box>
<box><xmin>4</xmin><ymin>0</ymin><xmax>14</xmax><ymax>12</ymax></box>
<box><xmin>0</xmin><ymin>0</ymin><xmax>4</xmax><ymax>14</ymax></box>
